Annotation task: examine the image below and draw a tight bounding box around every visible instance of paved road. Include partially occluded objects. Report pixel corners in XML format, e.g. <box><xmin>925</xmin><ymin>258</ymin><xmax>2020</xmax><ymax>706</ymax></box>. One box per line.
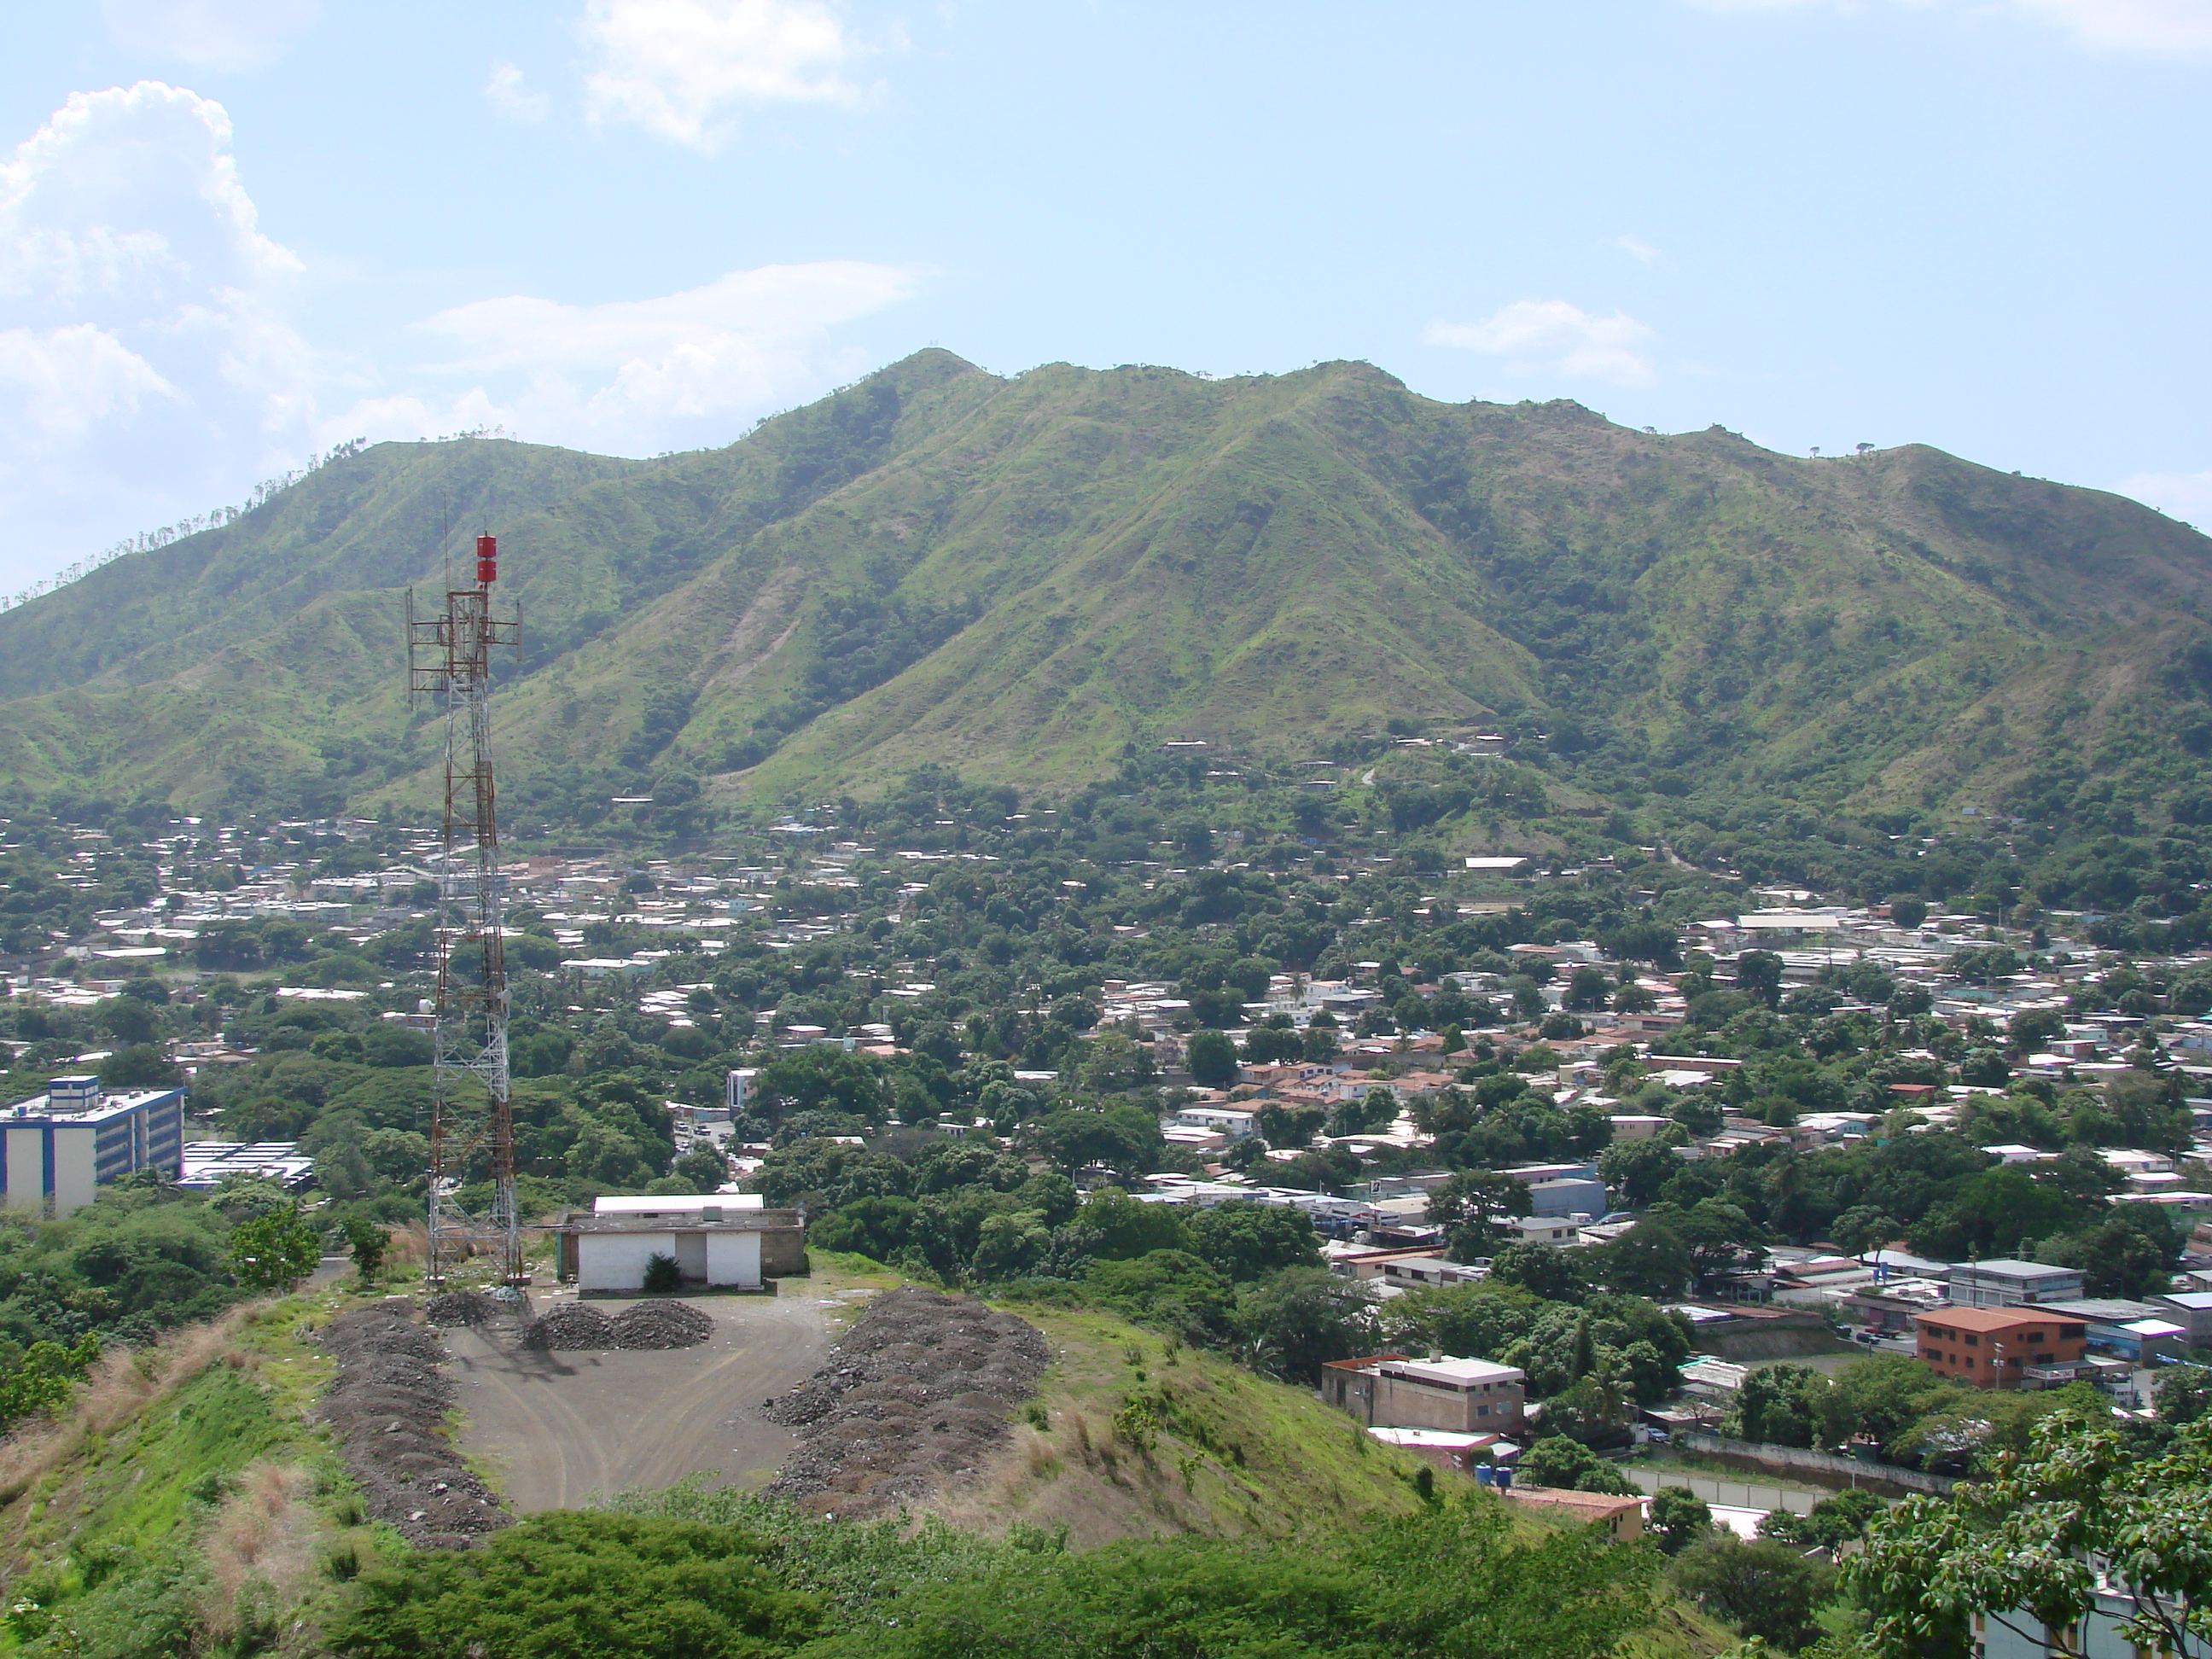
<box><xmin>445</xmin><ymin>1293</ymin><xmax>834</xmax><ymax>1511</ymax></box>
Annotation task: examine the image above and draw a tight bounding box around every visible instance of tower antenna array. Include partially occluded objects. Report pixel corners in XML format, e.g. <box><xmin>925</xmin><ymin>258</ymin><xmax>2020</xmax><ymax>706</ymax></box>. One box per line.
<box><xmin>406</xmin><ymin>533</ymin><xmax>524</xmax><ymax>1288</ymax></box>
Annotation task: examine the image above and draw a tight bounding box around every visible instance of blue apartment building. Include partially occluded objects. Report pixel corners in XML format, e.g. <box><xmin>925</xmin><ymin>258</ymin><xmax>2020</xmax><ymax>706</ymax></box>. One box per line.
<box><xmin>1</xmin><ymin>1075</ymin><xmax>187</xmax><ymax>1217</ymax></box>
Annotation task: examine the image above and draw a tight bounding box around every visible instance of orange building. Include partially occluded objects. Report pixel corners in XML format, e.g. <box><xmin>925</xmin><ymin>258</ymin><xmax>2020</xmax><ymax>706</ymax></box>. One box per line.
<box><xmin>1912</xmin><ymin>1307</ymin><xmax>2087</xmax><ymax>1388</ymax></box>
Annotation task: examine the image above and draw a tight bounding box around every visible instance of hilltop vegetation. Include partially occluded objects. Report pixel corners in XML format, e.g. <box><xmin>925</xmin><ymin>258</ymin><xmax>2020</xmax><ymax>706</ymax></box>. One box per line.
<box><xmin>0</xmin><ymin>350</ymin><xmax>2208</xmax><ymax>852</ymax></box>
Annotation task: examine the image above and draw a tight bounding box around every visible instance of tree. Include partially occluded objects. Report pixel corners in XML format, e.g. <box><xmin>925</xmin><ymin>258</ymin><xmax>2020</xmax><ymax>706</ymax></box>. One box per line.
<box><xmin>0</xmin><ymin>1333</ymin><xmax>101</xmax><ymax>1432</ymax></box>
<box><xmin>1734</xmin><ymin>951</ymin><xmax>1784</xmax><ymax>1007</ymax></box>
<box><xmin>1074</xmin><ymin>1189</ymin><xmax>1194</xmax><ymax>1260</ymax></box>
<box><xmin>344</xmin><ymin>1218</ymin><xmax>389</xmax><ymax>1280</ymax></box>
<box><xmin>1516</xmin><ymin>1435</ymin><xmax>1637</xmax><ymax>1494</ymax></box>
<box><xmin>1825</xmin><ymin>1353</ymin><xmax>1967</xmax><ymax>1458</ymax></box>
<box><xmin>671</xmin><ymin>1144</ymin><xmax>732</xmax><ymax>1191</ymax></box>
<box><xmin>1231</xmin><ymin>1268</ymin><xmax>1377</xmax><ymax>1382</ymax></box>
<box><xmin>1761</xmin><ymin>1487</ymin><xmax>1883</xmax><ymax>1549</ymax></box>
<box><xmin>1848</xmin><ymin>1408</ymin><xmax>2212</xmax><ymax>1659</ymax></box>
<box><xmin>1672</xmin><ymin>1534</ymin><xmax>1835</xmax><ymax>1650</ymax></box>
<box><xmin>1888</xmin><ymin>895</ymin><xmax>1929</xmax><ymax>930</ymax></box>
<box><xmin>1185</xmin><ymin>1201</ymin><xmax>1320</xmax><ymax>1283</ymax></box>
<box><xmin>1648</xmin><ymin>1486</ymin><xmax>1713</xmax><ymax>1556</ymax></box>
<box><xmin>1487</xmin><ymin>1243</ymin><xmax>1590</xmax><ymax>1303</ymax></box>
<box><xmin>1426</xmin><ymin>1168</ymin><xmax>1533</xmax><ymax>1257</ymax></box>
<box><xmin>1597</xmin><ymin>1220</ymin><xmax>1693</xmax><ymax>1300</ymax></box>
<box><xmin>99</xmin><ymin>1044</ymin><xmax>183</xmax><ymax>1090</ymax></box>
<box><xmin>2154</xmin><ymin>1363</ymin><xmax>2212</xmax><ymax>1424</ymax></box>
<box><xmin>1726</xmin><ymin>1364</ymin><xmax>1827</xmax><ymax>1449</ymax></box>
<box><xmin>1185</xmin><ymin>1028</ymin><xmax>1237</xmax><ymax>1088</ymax></box>
<box><xmin>1563</xmin><ymin>966</ymin><xmax>1612</xmax><ymax>1012</ymax></box>
<box><xmin>1029</xmin><ymin>1104</ymin><xmax>1161</xmax><ymax>1179</ymax></box>
<box><xmin>1541</xmin><ymin>1375</ymin><xmax>1632</xmax><ymax>1446</ymax></box>
<box><xmin>2041</xmin><ymin>1209</ymin><xmax>2181</xmax><ymax>1299</ymax></box>
<box><xmin>1830</xmin><ymin>1204</ymin><xmax>1905</xmax><ymax>1257</ymax></box>
<box><xmin>2009</xmin><ymin>1006</ymin><xmax>2067</xmax><ymax>1054</ymax></box>
<box><xmin>328</xmin><ymin>1510</ymin><xmax>820</xmax><ymax>1659</ymax></box>
<box><xmin>1598</xmin><ymin>1134</ymin><xmax>1687</xmax><ymax>1208</ymax></box>
<box><xmin>1648</xmin><ymin>1199</ymin><xmax>1765</xmax><ymax>1290</ymax></box>
<box><xmin>226</xmin><ymin>1208</ymin><xmax>319</xmax><ymax>1290</ymax></box>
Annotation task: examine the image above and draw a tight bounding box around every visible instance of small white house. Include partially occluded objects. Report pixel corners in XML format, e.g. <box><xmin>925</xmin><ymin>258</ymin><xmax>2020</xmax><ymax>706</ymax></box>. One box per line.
<box><xmin>559</xmin><ymin>1195</ymin><xmax>804</xmax><ymax>1291</ymax></box>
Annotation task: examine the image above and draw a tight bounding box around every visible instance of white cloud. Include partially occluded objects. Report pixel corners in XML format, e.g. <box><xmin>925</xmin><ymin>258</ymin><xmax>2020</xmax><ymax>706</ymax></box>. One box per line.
<box><xmin>581</xmin><ymin>0</ymin><xmax>859</xmax><ymax>152</ymax></box>
<box><xmin>1424</xmin><ymin>300</ymin><xmax>1660</xmax><ymax>389</ymax></box>
<box><xmin>1614</xmin><ymin>232</ymin><xmax>1663</xmax><ymax>265</ymax></box>
<box><xmin>2120</xmin><ymin>469</ymin><xmax>2212</xmax><ymax>529</ymax></box>
<box><xmin>1677</xmin><ymin>0</ymin><xmax>2212</xmax><ymax>57</ymax></box>
<box><xmin>486</xmin><ymin>61</ymin><xmax>551</xmax><ymax>125</ymax></box>
<box><xmin>2011</xmin><ymin>0</ymin><xmax>2212</xmax><ymax>55</ymax></box>
<box><xmin>325</xmin><ymin>260</ymin><xmax>924</xmax><ymax>456</ymax></box>
<box><xmin>0</xmin><ymin>81</ymin><xmax>317</xmax><ymax>591</ymax></box>
<box><xmin>100</xmin><ymin>0</ymin><xmax>322</xmax><ymax>72</ymax></box>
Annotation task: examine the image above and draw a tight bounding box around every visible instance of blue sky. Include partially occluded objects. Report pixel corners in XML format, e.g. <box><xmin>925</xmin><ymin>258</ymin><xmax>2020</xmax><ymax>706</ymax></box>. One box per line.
<box><xmin>3</xmin><ymin>0</ymin><xmax>2209</xmax><ymax>594</ymax></box>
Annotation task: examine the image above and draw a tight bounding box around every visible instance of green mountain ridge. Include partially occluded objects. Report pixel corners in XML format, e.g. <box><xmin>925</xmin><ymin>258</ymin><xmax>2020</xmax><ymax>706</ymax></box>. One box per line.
<box><xmin>3</xmin><ymin>346</ymin><xmax>2208</xmax><ymax>827</ymax></box>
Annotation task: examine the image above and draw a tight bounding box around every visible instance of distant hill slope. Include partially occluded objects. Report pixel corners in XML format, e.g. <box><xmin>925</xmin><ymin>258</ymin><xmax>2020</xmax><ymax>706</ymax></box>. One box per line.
<box><xmin>2</xmin><ymin>346</ymin><xmax>2208</xmax><ymax>822</ymax></box>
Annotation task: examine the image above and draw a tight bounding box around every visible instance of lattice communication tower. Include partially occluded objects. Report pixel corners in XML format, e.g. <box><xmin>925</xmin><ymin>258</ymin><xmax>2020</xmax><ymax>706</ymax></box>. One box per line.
<box><xmin>406</xmin><ymin>535</ymin><xmax>525</xmax><ymax>1288</ymax></box>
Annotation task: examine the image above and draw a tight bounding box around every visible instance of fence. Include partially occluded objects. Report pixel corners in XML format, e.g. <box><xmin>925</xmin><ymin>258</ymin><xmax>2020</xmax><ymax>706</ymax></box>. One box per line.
<box><xmin>1616</xmin><ymin>1465</ymin><xmax>1821</xmax><ymax>1516</ymax></box>
<box><xmin>1679</xmin><ymin>1433</ymin><xmax>1955</xmax><ymax>1495</ymax></box>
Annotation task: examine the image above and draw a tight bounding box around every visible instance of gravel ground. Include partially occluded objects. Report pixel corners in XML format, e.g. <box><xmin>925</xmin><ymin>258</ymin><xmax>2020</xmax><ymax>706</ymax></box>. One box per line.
<box><xmin>611</xmin><ymin>1301</ymin><xmax>713</xmax><ymax>1349</ymax></box>
<box><xmin>522</xmin><ymin>1304</ymin><xmax>616</xmax><ymax>1350</ymax></box>
<box><xmin>424</xmin><ymin>1290</ymin><xmax>499</xmax><ymax>1327</ymax></box>
<box><xmin>442</xmin><ymin>1295</ymin><xmax>830</xmax><ymax>1511</ymax></box>
<box><xmin>765</xmin><ymin>1288</ymin><xmax>1049</xmax><ymax>1518</ymax></box>
<box><xmin>316</xmin><ymin>1306</ymin><xmax>511</xmax><ymax>1548</ymax></box>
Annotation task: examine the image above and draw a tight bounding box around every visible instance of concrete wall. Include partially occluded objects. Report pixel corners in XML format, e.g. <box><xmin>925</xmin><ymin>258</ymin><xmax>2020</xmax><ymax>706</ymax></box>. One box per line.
<box><xmin>1325</xmin><ymin>1369</ymin><xmax>1523</xmax><ymax>1433</ymax></box>
<box><xmin>1679</xmin><ymin>1433</ymin><xmax>1954</xmax><ymax>1495</ymax></box>
<box><xmin>578</xmin><ymin>1227</ymin><xmax>777</xmax><ymax>1289</ymax></box>
<box><xmin>759</xmin><ymin>1223</ymin><xmax>807</xmax><ymax>1278</ymax></box>
<box><xmin>2</xmin><ymin>1124</ymin><xmax>96</xmax><ymax>1216</ymax></box>
<box><xmin>578</xmin><ymin>1230</ymin><xmax>678</xmax><ymax>1292</ymax></box>
<box><xmin>707</xmin><ymin>1231</ymin><xmax>761</xmax><ymax>1288</ymax></box>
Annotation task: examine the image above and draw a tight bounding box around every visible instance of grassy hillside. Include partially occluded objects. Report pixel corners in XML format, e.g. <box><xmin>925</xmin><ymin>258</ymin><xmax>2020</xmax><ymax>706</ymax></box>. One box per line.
<box><xmin>2</xmin><ymin>347</ymin><xmax>2207</xmax><ymax>824</ymax></box>
<box><xmin>939</xmin><ymin>1298</ymin><xmax>1430</xmax><ymax>1544</ymax></box>
<box><xmin>0</xmin><ymin>1294</ymin><xmax>391</xmax><ymax>1656</ymax></box>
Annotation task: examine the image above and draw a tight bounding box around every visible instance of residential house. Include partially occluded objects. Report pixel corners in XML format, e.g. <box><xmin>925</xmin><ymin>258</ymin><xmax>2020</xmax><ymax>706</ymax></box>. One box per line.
<box><xmin>1320</xmin><ymin>1353</ymin><xmax>1527</xmax><ymax>1434</ymax></box>
<box><xmin>1912</xmin><ymin>1307</ymin><xmax>2088</xmax><ymax>1388</ymax></box>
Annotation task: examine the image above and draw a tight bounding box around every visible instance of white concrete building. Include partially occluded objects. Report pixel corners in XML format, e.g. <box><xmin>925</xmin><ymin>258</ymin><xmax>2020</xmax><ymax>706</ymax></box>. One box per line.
<box><xmin>559</xmin><ymin>1194</ymin><xmax>804</xmax><ymax>1291</ymax></box>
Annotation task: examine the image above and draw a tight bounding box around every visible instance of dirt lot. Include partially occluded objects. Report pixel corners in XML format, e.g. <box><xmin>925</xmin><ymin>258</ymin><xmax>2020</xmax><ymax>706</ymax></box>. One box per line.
<box><xmin>445</xmin><ymin>1290</ymin><xmax>840</xmax><ymax>1511</ymax></box>
<box><xmin>766</xmin><ymin>1288</ymin><xmax>1049</xmax><ymax>1519</ymax></box>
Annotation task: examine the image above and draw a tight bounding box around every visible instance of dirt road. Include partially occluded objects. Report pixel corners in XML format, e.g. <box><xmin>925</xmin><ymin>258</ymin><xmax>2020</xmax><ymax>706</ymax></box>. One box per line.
<box><xmin>445</xmin><ymin>1293</ymin><xmax>835</xmax><ymax>1511</ymax></box>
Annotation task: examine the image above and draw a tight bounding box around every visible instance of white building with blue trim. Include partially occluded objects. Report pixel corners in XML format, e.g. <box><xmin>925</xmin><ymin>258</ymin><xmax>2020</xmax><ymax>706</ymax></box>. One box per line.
<box><xmin>1</xmin><ymin>1076</ymin><xmax>187</xmax><ymax>1217</ymax></box>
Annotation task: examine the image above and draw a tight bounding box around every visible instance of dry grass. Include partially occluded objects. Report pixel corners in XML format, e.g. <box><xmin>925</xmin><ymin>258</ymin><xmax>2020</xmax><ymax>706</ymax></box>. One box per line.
<box><xmin>199</xmin><ymin>1460</ymin><xmax>323</xmax><ymax>1644</ymax></box>
<box><xmin>0</xmin><ymin>1306</ymin><xmax>258</xmax><ymax>1510</ymax></box>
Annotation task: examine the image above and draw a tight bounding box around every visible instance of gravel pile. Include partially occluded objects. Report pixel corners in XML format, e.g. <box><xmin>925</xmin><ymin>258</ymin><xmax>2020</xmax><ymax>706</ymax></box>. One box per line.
<box><xmin>611</xmin><ymin>1301</ymin><xmax>713</xmax><ymax>1349</ymax></box>
<box><xmin>423</xmin><ymin>1289</ymin><xmax>498</xmax><ymax>1327</ymax></box>
<box><xmin>765</xmin><ymin>1288</ymin><xmax>1049</xmax><ymax>1518</ymax></box>
<box><xmin>521</xmin><ymin>1304</ymin><xmax>615</xmax><ymax>1350</ymax></box>
<box><xmin>316</xmin><ymin>1306</ymin><xmax>510</xmax><ymax>1549</ymax></box>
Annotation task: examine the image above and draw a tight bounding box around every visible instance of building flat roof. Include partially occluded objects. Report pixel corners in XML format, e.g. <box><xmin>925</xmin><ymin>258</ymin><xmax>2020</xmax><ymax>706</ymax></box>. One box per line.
<box><xmin>569</xmin><ymin>1209</ymin><xmax>800</xmax><ymax>1234</ymax></box>
<box><xmin>1382</xmin><ymin>1356</ymin><xmax>1524</xmax><ymax>1388</ymax></box>
<box><xmin>1</xmin><ymin>1086</ymin><xmax>183</xmax><ymax>1125</ymax></box>
<box><xmin>593</xmin><ymin>1194</ymin><xmax>762</xmax><ymax>1214</ymax></box>
<box><xmin>1949</xmin><ymin>1258</ymin><xmax>2079</xmax><ymax>1280</ymax></box>
<box><xmin>1913</xmin><ymin>1307</ymin><xmax>2086</xmax><ymax>1333</ymax></box>
<box><xmin>1505</xmin><ymin>1487</ymin><xmax>1644</xmax><ymax>1516</ymax></box>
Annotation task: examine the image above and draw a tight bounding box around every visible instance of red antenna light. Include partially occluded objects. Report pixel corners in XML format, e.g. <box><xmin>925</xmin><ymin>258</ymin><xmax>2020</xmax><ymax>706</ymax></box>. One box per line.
<box><xmin>474</xmin><ymin>533</ymin><xmax>498</xmax><ymax>585</ymax></box>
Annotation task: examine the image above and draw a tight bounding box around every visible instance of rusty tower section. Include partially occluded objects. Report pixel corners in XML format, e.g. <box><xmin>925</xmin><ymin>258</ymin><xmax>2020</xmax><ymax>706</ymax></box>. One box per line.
<box><xmin>407</xmin><ymin>535</ymin><xmax>524</xmax><ymax>1288</ymax></box>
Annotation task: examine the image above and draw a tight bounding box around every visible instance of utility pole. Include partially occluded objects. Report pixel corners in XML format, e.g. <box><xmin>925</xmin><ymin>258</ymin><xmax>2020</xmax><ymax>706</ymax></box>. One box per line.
<box><xmin>408</xmin><ymin>535</ymin><xmax>525</xmax><ymax>1289</ymax></box>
